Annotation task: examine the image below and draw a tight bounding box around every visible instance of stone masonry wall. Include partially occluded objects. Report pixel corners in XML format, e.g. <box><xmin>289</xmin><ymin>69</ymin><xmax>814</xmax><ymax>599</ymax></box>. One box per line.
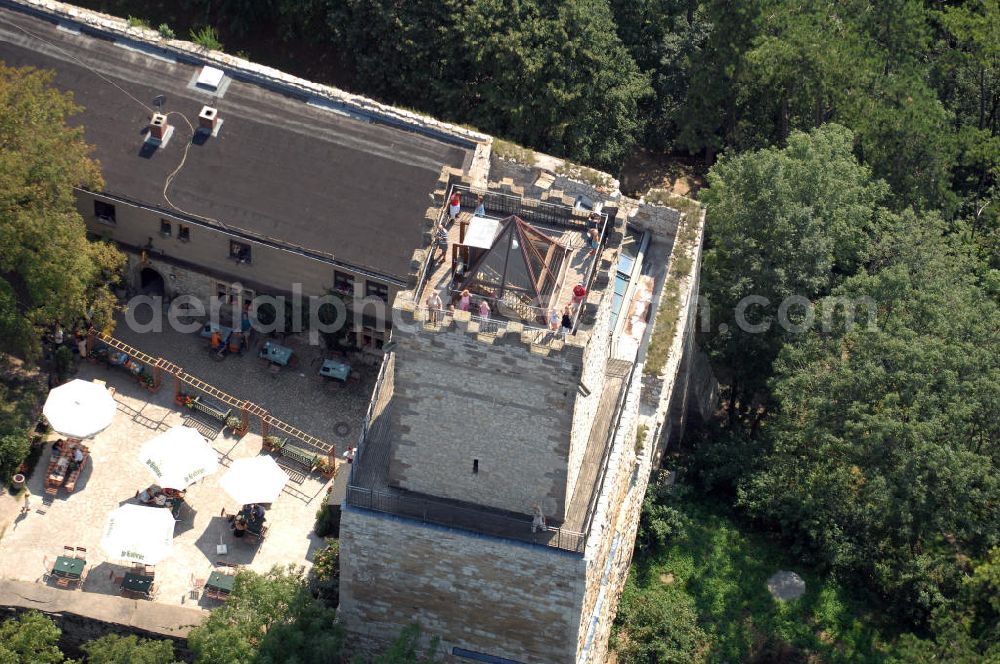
<box><xmin>577</xmin><ymin>373</ymin><xmax>645</xmax><ymax>663</ymax></box>
<box><xmin>577</xmin><ymin>207</ymin><xmax>707</xmax><ymax>663</ymax></box>
<box><xmin>0</xmin><ymin>579</ymin><xmax>202</xmax><ymax>662</ymax></box>
<box><xmin>564</xmin><ymin>267</ymin><xmax>615</xmax><ymax>510</ymax></box>
<box><xmin>387</xmin><ymin>320</ymin><xmax>582</xmax><ymax>518</ymax></box>
<box><xmin>339</xmin><ymin>507</ymin><xmax>586</xmax><ymax>663</ymax></box>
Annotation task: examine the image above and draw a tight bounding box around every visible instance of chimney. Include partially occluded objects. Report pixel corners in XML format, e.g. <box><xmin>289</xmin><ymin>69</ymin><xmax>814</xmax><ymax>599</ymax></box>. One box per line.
<box><xmin>199</xmin><ymin>106</ymin><xmax>218</xmax><ymax>133</ymax></box>
<box><xmin>149</xmin><ymin>113</ymin><xmax>169</xmax><ymax>140</ymax></box>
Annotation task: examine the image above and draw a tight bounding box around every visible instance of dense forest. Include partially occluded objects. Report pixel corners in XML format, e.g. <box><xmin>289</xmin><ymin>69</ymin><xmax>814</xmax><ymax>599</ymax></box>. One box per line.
<box><xmin>53</xmin><ymin>0</ymin><xmax>1000</xmax><ymax>660</ymax></box>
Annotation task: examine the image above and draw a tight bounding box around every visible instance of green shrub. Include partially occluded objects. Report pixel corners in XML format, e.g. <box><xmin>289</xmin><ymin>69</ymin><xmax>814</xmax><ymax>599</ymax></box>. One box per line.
<box><xmin>158</xmin><ymin>23</ymin><xmax>175</xmax><ymax>39</ymax></box>
<box><xmin>635</xmin><ymin>423</ymin><xmax>648</xmax><ymax>455</ymax></box>
<box><xmin>613</xmin><ymin>581</ymin><xmax>708</xmax><ymax>664</ymax></box>
<box><xmin>54</xmin><ymin>346</ymin><xmax>73</xmax><ymax>383</ymax></box>
<box><xmin>312</xmin><ymin>539</ymin><xmax>339</xmax><ymax>582</ymax></box>
<box><xmin>189</xmin><ymin>26</ymin><xmax>223</xmax><ymax>52</ymax></box>
<box><xmin>314</xmin><ymin>503</ymin><xmax>338</xmax><ymax>537</ymax></box>
<box><xmin>493</xmin><ymin>139</ymin><xmax>535</xmax><ymax>165</ymax></box>
<box><xmin>0</xmin><ymin>432</ymin><xmax>31</xmax><ymax>483</ymax></box>
<box><xmin>126</xmin><ymin>16</ymin><xmax>150</xmax><ymax>29</ymax></box>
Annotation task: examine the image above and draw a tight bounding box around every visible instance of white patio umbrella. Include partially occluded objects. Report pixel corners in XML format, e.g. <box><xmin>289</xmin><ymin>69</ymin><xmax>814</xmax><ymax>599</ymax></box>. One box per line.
<box><xmin>43</xmin><ymin>379</ymin><xmax>117</xmax><ymax>439</ymax></box>
<box><xmin>220</xmin><ymin>456</ymin><xmax>289</xmax><ymax>504</ymax></box>
<box><xmin>100</xmin><ymin>504</ymin><xmax>175</xmax><ymax>564</ymax></box>
<box><xmin>138</xmin><ymin>425</ymin><xmax>219</xmax><ymax>490</ymax></box>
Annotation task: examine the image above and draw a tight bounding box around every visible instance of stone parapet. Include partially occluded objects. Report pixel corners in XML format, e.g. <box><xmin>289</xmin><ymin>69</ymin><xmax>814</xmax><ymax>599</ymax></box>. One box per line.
<box><xmin>0</xmin><ymin>579</ymin><xmax>203</xmax><ymax>661</ymax></box>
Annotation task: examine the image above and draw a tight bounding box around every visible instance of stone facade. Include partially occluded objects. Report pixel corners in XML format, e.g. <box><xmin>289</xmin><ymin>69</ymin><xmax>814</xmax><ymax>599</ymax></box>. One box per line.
<box><xmin>79</xmin><ymin>190</ymin><xmax>399</xmax><ymax>305</ymax></box>
<box><xmin>339</xmin><ymin>508</ymin><xmax>586</xmax><ymax>663</ymax></box>
<box><xmin>387</xmin><ymin>318</ymin><xmax>583</xmax><ymax>517</ymax></box>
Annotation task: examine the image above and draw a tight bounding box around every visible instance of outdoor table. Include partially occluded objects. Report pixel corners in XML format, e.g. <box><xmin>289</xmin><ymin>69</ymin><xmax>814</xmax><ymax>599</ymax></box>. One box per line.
<box><xmin>122</xmin><ymin>572</ymin><xmax>154</xmax><ymax>596</ymax></box>
<box><xmin>319</xmin><ymin>358</ymin><xmax>351</xmax><ymax>382</ymax></box>
<box><xmin>200</xmin><ymin>322</ymin><xmax>233</xmax><ymax>341</ymax></box>
<box><xmin>52</xmin><ymin>555</ymin><xmax>85</xmax><ymax>579</ymax></box>
<box><xmin>206</xmin><ymin>571</ymin><xmax>235</xmax><ymax>595</ymax></box>
<box><xmin>259</xmin><ymin>341</ymin><xmax>293</xmax><ymax>366</ymax></box>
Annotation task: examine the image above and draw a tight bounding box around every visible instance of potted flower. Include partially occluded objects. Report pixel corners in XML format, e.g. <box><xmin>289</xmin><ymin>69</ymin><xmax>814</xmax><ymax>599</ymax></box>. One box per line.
<box><xmin>226</xmin><ymin>415</ymin><xmax>245</xmax><ymax>436</ymax></box>
<box><xmin>315</xmin><ymin>457</ymin><xmax>335</xmax><ymax>480</ymax></box>
<box><xmin>262</xmin><ymin>435</ymin><xmax>283</xmax><ymax>452</ymax></box>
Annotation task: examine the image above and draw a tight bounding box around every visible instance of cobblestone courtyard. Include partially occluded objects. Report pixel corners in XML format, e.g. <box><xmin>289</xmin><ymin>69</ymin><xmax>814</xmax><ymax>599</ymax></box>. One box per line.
<box><xmin>110</xmin><ymin>308</ymin><xmax>377</xmax><ymax>445</ymax></box>
<box><xmin>0</xmin><ymin>360</ymin><xmax>349</xmax><ymax>610</ymax></box>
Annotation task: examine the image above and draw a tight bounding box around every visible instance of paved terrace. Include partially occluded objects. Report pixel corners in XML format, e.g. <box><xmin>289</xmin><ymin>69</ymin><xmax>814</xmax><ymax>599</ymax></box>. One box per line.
<box><xmin>110</xmin><ymin>311</ymin><xmax>375</xmax><ymax>446</ymax></box>
<box><xmin>0</xmin><ymin>362</ymin><xmax>333</xmax><ymax>610</ymax></box>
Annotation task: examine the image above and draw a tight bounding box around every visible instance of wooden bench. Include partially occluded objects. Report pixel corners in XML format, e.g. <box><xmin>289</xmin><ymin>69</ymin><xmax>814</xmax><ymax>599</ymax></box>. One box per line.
<box><xmin>244</xmin><ymin>522</ymin><xmax>268</xmax><ymax>543</ymax></box>
<box><xmin>279</xmin><ymin>444</ymin><xmax>318</xmax><ymax>471</ymax></box>
<box><xmin>190</xmin><ymin>396</ymin><xmax>231</xmax><ymax>423</ymax></box>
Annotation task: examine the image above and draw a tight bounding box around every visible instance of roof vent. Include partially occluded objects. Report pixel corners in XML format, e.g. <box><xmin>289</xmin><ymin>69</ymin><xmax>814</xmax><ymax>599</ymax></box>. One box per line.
<box><xmin>198</xmin><ymin>105</ymin><xmax>221</xmax><ymax>135</ymax></box>
<box><xmin>195</xmin><ymin>65</ymin><xmax>224</xmax><ymax>90</ymax></box>
<box><xmin>148</xmin><ymin>113</ymin><xmax>169</xmax><ymax>140</ymax></box>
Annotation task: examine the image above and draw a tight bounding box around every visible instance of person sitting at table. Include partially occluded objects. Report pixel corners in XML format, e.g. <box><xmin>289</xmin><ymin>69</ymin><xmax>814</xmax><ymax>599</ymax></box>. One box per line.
<box><xmin>232</xmin><ymin>516</ymin><xmax>248</xmax><ymax>538</ymax></box>
<box><xmin>52</xmin><ymin>455</ymin><xmax>69</xmax><ymax>477</ymax></box>
<box><xmin>229</xmin><ymin>330</ymin><xmax>243</xmax><ymax>354</ymax></box>
<box><xmin>162</xmin><ymin>487</ymin><xmax>185</xmax><ymax>499</ymax></box>
<box><xmin>211</xmin><ymin>330</ymin><xmax>221</xmax><ymax>351</ymax></box>
<box><xmin>67</xmin><ymin>446</ymin><xmax>84</xmax><ymax>473</ymax></box>
<box><xmin>250</xmin><ymin>503</ymin><xmax>265</xmax><ymax>522</ymax></box>
<box><xmin>137</xmin><ymin>485</ymin><xmax>162</xmax><ymax>504</ymax></box>
<box><xmin>51</xmin><ymin>439</ymin><xmax>64</xmax><ymax>456</ymax></box>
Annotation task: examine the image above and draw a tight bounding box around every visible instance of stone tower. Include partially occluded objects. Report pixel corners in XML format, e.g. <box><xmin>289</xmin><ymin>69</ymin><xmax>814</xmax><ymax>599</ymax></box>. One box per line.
<box><xmin>339</xmin><ymin>175</ymin><xmax>706</xmax><ymax>663</ymax></box>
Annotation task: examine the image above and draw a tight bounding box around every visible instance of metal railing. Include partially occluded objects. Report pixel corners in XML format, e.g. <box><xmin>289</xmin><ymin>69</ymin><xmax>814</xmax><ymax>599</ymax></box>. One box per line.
<box><xmin>349</xmin><ymin>351</ymin><xmax>393</xmax><ymax>486</ymax></box>
<box><xmin>581</xmin><ymin>360</ymin><xmax>639</xmax><ymax>541</ymax></box>
<box><xmin>347</xmin><ymin>485</ymin><xmax>585</xmax><ymax>554</ymax></box>
<box><xmin>451</xmin><ymin>185</ymin><xmax>608</xmax><ymax>230</ymax></box>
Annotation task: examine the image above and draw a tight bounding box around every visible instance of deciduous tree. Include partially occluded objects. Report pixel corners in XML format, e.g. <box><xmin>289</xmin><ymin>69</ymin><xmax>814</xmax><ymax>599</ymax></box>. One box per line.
<box><xmin>740</xmin><ymin>213</ymin><xmax>1000</xmax><ymax>623</ymax></box>
<box><xmin>700</xmin><ymin>124</ymin><xmax>887</xmax><ymax>422</ymax></box>
<box><xmin>0</xmin><ymin>611</ymin><xmax>64</xmax><ymax>664</ymax></box>
<box><xmin>0</xmin><ymin>64</ymin><xmax>124</xmax><ymax>360</ymax></box>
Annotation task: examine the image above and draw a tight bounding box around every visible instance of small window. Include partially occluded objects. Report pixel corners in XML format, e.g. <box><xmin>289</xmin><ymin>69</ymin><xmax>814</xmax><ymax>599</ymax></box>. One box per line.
<box><xmin>365</xmin><ymin>280</ymin><xmax>388</xmax><ymax>302</ymax></box>
<box><xmin>360</xmin><ymin>326</ymin><xmax>385</xmax><ymax>350</ymax></box>
<box><xmin>334</xmin><ymin>271</ymin><xmax>355</xmax><ymax>296</ymax></box>
<box><xmin>473</xmin><ymin>459</ymin><xmax>479</xmax><ymax>474</ymax></box>
<box><xmin>94</xmin><ymin>200</ymin><xmax>116</xmax><ymax>224</ymax></box>
<box><xmin>217</xmin><ymin>282</ymin><xmax>230</xmax><ymax>303</ymax></box>
<box><xmin>159</xmin><ymin>219</ymin><xmax>171</xmax><ymax>237</ymax></box>
<box><xmin>229</xmin><ymin>240</ymin><xmax>251</xmax><ymax>263</ymax></box>
<box><xmin>178</xmin><ymin>225</ymin><xmax>190</xmax><ymax>242</ymax></box>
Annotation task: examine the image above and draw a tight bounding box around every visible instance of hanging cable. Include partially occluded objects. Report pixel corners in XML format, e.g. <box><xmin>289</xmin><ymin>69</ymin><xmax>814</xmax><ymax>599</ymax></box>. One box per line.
<box><xmin>0</xmin><ymin>13</ymin><xmax>230</xmax><ymax>230</ymax></box>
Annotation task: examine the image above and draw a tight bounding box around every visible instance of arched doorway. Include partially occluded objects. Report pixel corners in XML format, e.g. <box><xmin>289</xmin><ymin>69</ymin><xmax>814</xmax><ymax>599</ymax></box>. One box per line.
<box><xmin>139</xmin><ymin>267</ymin><xmax>165</xmax><ymax>296</ymax></box>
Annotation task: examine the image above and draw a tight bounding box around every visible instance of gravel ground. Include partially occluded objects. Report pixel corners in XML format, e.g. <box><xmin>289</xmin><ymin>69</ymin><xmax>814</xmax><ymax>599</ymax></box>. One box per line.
<box><xmin>108</xmin><ymin>310</ymin><xmax>377</xmax><ymax>450</ymax></box>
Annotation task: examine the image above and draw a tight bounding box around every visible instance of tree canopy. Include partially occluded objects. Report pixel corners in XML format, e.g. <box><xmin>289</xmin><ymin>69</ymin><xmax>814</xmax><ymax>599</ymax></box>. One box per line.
<box><xmin>738</xmin><ymin>213</ymin><xmax>1000</xmax><ymax>623</ymax></box>
<box><xmin>699</xmin><ymin>124</ymin><xmax>887</xmax><ymax>418</ymax></box>
<box><xmin>81</xmin><ymin>634</ymin><xmax>178</xmax><ymax>664</ymax></box>
<box><xmin>0</xmin><ymin>63</ymin><xmax>124</xmax><ymax>360</ymax></box>
<box><xmin>188</xmin><ymin>565</ymin><xmax>342</xmax><ymax>664</ymax></box>
<box><xmin>0</xmin><ymin>611</ymin><xmax>64</xmax><ymax>664</ymax></box>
